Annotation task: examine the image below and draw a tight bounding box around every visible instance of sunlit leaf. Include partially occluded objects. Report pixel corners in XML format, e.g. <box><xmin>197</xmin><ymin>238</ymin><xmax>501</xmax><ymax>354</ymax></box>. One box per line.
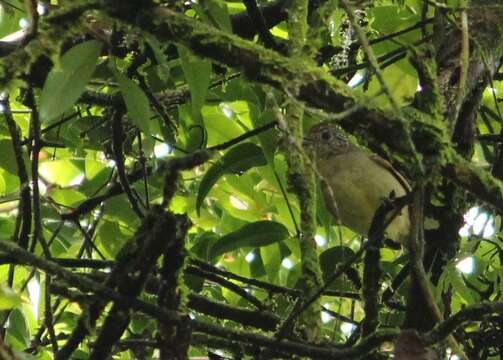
<box><xmin>112</xmin><ymin>63</ymin><xmax>155</xmax><ymax>135</ymax></box>
<box><xmin>178</xmin><ymin>46</ymin><xmax>211</xmax><ymax>121</ymax></box>
<box><xmin>196</xmin><ymin>142</ymin><xmax>266</xmax><ymax>214</ymax></box>
<box><xmin>0</xmin><ymin>6</ymin><xmax>23</xmax><ymax>38</ymax></box>
<box><xmin>39</xmin><ymin>160</ymin><xmax>83</xmax><ymax>187</ymax></box>
<box><xmin>0</xmin><ymin>285</ymin><xmax>22</xmax><ymax>310</ymax></box>
<box><xmin>193</xmin><ymin>0</ymin><xmax>232</xmax><ymax>33</ymax></box>
<box><xmin>5</xmin><ymin>308</ymin><xmax>29</xmax><ymax>348</ymax></box>
<box><xmin>50</xmin><ymin>189</ymin><xmax>87</xmax><ymax>207</ymax></box>
<box><xmin>97</xmin><ymin>220</ymin><xmax>127</xmax><ymax>257</ymax></box>
<box><xmin>0</xmin><ymin>139</ymin><xmax>25</xmax><ymax>175</ymax></box>
<box><xmin>40</xmin><ymin>40</ymin><xmax>102</xmax><ymax>122</ymax></box>
<box><xmin>209</xmin><ymin>220</ymin><xmax>289</xmax><ymax>258</ymax></box>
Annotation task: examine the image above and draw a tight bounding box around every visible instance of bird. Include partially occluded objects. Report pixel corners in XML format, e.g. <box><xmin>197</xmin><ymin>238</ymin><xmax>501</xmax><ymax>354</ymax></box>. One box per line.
<box><xmin>304</xmin><ymin>121</ymin><xmax>411</xmax><ymax>244</ymax></box>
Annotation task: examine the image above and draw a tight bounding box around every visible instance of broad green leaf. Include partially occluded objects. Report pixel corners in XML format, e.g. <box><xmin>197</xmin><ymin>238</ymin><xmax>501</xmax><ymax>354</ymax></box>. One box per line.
<box><xmin>450</xmin><ymin>271</ymin><xmax>475</xmax><ymax>304</ymax></box>
<box><xmin>39</xmin><ymin>160</ymin><xmax>83</xmax><ymax>187</ymax></box>
<box><xmin>261</xmin><ymin>243</ymin><xmax>282</xmax><ymax>282</ymax></box>
<box><xmin>222</xmin><ymin>256</ymin><xmax>249</xmax><ymax>305</ymax></box>
<box><xmin>84</xmin><ymin>159</ymin><xmax>106</xmax><ymax>180</ymax></box>
<box><xmin>178</xmin><ymin>46</ymin><xmax>211</xmax><ymax>122</ymax></box>
<box><xmin>210</xmin><ymin>220</ymin><xmax>289</xmax><ymax>258</ymax></box>
<box><xmin>0</xmin><ymin>139</ymin><xmax>26</xmax><ymax>176</ymax></box>
<box><xmin>50</xmin><ymin>189</ymin><xmax>87</xmax><ymax>207</ymax></box>
<box><xmin>0</xmin><ymin>217</ymin><xmax>15</xmax><ymax>239</ymax></box>
<box><xmin>97</xmin><ymin>220</ymin><xmax>126</xmax><ymax>257</ymax></box>
<box><xmin>203</xmin><ymin>105</ymin><xmax>244</xmax><ymax>147</ymax></box>
<box><xmin>78</xmin><ymin>167</ymin><xmax>112</xmax><ymax>196</ymax></box>
<box><xmin>248</xmin><ymin>249</ymin><xmax>266</xmax><ymax>278</ymax></box>
<box><xmin>368</xmin><ymin>6</ymin><xmax>423</xmax><ymax>76</ymax></box>
<box><xmin>130</xmin><ymin>314</ymin><xmax>153</xmax><ymax>335</ymax></box>
<box><xmin>194</xmin><ymin>0</ymin><xmax>232</xmax><ymax>33</ymax></box>
<box><xmin>0</xmin><ymin>285</ymin><xmax>22</xmax><ymax>310</ymax></box>
<box><xmin>319</xmin><ymin>246</ymin><xmax>356</xmax><ymax>276</ymax></box>
<box><xmin>5</xmin><ymin>308</ymin><xmax>29</xmax><ymax>349</ymax></box>
<box><xmin>178</xmin><ymin>104</ymin><xmax>207</xmax><ymax>152</ymax></box>
<box><xmin>0</xmin><ymin>6</ymin><xmax>23</xmax><ymax>38</ymax></box>
<box><xmin>104</xmin><ymin>195</ymin><xmax>140</xmax><ymax>230</ymax></box>
<box><xmin>196</xmin><ymin>142</ymin><xmax>266</xmax><ymax>214</ymax></box>
<box><xmin>145</xmin><ymin>34</ymin><xmax>170</xmax><ymax>82</ymax></box>
<box><xmin>112</xmin><ymin>64</ymin><xmax>155</xmax><ymax>135</ymax></box>
<box><xmin>40</xmin><ymin>40</ymin><xmax>102</xmax><ymax>122</ymax></box>
<box><xmin>190</xmin><ymin>232</ymin><xmax>219</xmax><ymax>261</ymax></box>
<box><xmin>218</xmin><ymin>211</ymin><xmax>248</xmax><ymax>235</ymax></box>
<box><xmin>250</xmin><ymin>106</ymin><xmax>276</xmax><ymax>168</ymax></box>
<box><xmin>319</xmin><ymin>246</ymin><xmax>359</xmax><ymax>289</ymax></box>
<box><xmin>0</xmin><ymin>170</ymin><xmax>19</xmax><ymax>195</ymax></box>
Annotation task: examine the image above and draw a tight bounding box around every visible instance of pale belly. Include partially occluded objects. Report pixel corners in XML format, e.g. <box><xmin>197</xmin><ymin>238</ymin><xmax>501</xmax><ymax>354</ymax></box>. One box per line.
<box><xmin>317</xmin><ymin>151</ymin><xmax>410</xmax><ymax>244</ymax></box>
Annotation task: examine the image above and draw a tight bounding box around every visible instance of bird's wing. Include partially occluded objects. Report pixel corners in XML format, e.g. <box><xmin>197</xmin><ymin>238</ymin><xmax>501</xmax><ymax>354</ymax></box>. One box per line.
<box><xmin>369</xmin><ymin>154</ymin><xmax>412</xmax><ymax>193</ymax></box>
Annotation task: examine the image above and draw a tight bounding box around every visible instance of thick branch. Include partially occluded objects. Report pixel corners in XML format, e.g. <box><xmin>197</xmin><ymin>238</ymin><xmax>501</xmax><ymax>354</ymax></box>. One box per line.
<box><xmin>104</xmin><ymin>5</ymin><xmax>503</xmax><ymax>214</ymax></box>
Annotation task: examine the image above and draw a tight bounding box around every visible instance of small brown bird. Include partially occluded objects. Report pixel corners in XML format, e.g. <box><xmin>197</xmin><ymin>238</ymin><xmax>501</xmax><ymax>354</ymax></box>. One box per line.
<box><xmin>304</xmin><ymin>122</ymin><xmax>411</xmax><ymax>244</ymax></box>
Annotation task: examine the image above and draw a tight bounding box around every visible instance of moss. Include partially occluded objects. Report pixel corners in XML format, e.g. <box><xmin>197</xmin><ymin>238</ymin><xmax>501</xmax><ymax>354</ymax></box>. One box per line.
<box><xmin>0</xmin><ymin>2</ymin><xmax>92</xmax><ymax>89</ymax></box>
<box><xmin>126</xmin><ymin>3</ymin><xmax>503</xmax><ymax>228</ymax></box>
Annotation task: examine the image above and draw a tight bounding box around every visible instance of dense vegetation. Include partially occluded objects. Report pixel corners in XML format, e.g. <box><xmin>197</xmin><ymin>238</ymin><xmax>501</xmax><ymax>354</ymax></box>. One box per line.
<box><xmin>0</xmin><ymin>0</ymin><xmax>502</xmax><ymax>359</ymax></box>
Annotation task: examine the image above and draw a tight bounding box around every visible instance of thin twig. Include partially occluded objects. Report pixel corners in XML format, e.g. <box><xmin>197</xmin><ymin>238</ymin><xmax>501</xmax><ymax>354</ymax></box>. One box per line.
<box><xmin>44</xmin><ymin>275</ymin><xmax>59</xmax><ymax>354</ymax></box>
<box><xmin>207</xmin><ymin>121</ymin><xmax>277</xmax><ymax>151</ymax></box>
<box><xmin>2</xmin><ymin>95</ymin><xmax>31</xmax><ymax>249</ymax></box>
<box><xmin>111</xmin><ymin>109</ymin><xmax>146</xmax><ymax>219</ymax></box>
<box><xmin>25</xmin><ymin>88</ymin><xmax>51</xmax><ymax>256</ymax></box>
<box><xmin>450</xmin><ymin>0</ymin><xmax>469</xmax><ymax>134</ymax></box>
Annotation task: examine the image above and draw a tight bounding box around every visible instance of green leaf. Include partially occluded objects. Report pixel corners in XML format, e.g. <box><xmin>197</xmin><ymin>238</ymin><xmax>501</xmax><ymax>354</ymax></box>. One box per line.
<box><xmin>0</xmin><ymin>217</ymin><xmax>15</xmax><ymax>240</ymax></box>
<box><xmin>250</xmin><ymin>106</ymin><xmax>276</xmax><ymax>168</ymax></box>
<box><xmin>0</xmin><ymin>285</ymin><xmax>22</xmax><ymax>310</ymax></box>
<box><xmin>39</xmin><ymin>160</ymin><xmax>83</xmax><ymax>187</ymax></box>
<box><xmin>0</xmin><ymin>7</ymin><xmax>23</xmax><ymax>39</ymax></box>
<box><xmin>145</xmin><ymin>34</ymin><xmax>170</xmax><ymax>82</ymax></box>
<box><xmin>50</xmin><ymin>189</ymin><xmax>87</xmax><ymax>207</ymax></box>
<box><xmin>6</xmin><ymin>308</ymin><xmax>29</xmax><ymax>349</ymax></box>
<box><xmin>190</xmin><ymin>232</ymin><xmax>219</xmax><ymax>261</ymax></box>
<box><xmin>261</xmin><ymin>243</ymin><xmax>282</xmax><ymax>282</ymax></box>
<box><xmin>97</xmin><ymin>220</ymin><xmax>127</xmax><ymax>257</ymax></box>
<box><xmin>248</xmin><ymin>249</ymin><xmax>266</xmax><ymax>278</ymax></box>
<box><xmin>194</xmin><ymin>0</ymin><xmax>232</xmax><ymax>33</ymax></box>
<box><xmin>0</xmin><ymin>139</ymin><xmax>20</xmax><ymax>175</ymax></box>
<box><xmin>112</xmin><ymin>63</ymin><xmax>155</xmax><ymax>135</ymax></box>
<box><xmin>319</xmin><ymin>246</ymin><xmax>356</xmax><ymax>276</ymax></box>
<box><xmin>210</xmin><ymin>220</ymin><xmax>289</xmax><ymax>258</ymax></box>
<box><xmin>450</xmin><ymin>271</ymin><xmax>475</xmax><ymax>304</ymax></box>
<box><xmin>196</xmin><ymin>142</ymin><xmax>266</xmax><ymax>214</ymax></box>
<box><xmin>40</xmin><ymin>40</ymin><xmax>102</xmax><ymax>122</ymax></box>
<box><xmin>178</xmin><ymin>46</ymin><xmax>211</xmax><ymax>121</ymax></box>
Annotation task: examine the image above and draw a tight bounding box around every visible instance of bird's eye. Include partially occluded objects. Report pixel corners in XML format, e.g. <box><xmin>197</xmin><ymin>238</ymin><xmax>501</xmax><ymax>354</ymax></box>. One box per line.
<box><xmin>321</xmin><ymin>130</ymin><xmax>331</xmax><ymax>141</ymax></box>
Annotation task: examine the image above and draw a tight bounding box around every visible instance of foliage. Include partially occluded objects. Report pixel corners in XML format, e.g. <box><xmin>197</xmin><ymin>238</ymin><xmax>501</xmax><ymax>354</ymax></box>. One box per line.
<box><xmin>0</xmin><ymin>0</ymin><xmax>502</xmax><ymax>359</ymax></box>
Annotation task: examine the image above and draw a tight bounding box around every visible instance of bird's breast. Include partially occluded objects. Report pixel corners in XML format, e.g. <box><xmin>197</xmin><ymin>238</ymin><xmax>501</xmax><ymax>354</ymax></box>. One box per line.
<box><xmin>317</xmin><ymin>151</ymin><xmax>410</xmax><ymax>243</ymax></box>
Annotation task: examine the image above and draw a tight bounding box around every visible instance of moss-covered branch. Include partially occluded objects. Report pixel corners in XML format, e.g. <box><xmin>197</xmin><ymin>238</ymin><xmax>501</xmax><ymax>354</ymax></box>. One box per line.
<box><xmin>97</xmin><ymin>3</ymin><xmax>503</xmax><ymax>214</ymax></box>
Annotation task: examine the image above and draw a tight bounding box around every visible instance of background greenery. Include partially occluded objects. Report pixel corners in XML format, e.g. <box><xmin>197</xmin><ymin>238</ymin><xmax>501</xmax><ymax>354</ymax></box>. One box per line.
<box><xmin>0</xmin><ymin>0</ymin><xmax>502</xmax><ymax>359</ymax></box>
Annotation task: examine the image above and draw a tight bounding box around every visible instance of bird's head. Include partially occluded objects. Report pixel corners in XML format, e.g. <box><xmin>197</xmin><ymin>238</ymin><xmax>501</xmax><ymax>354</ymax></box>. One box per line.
<box><xmin>304</xmin><ymin>122</ymin><xmax>355</xmax><ymax>158</ymax></box>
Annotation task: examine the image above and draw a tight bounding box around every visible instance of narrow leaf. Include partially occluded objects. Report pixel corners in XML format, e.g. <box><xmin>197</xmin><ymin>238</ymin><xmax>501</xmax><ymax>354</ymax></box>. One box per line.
<box><xmin>194</xmin><ymin>0</ymin><xmax>232</xmax><ymax>33</ymax></box>
<box><xmin>113</xmin><ymin>64</ymin><xmax>155</xmax><ymax>135</ymax></box>
<box><xmin>40</xmin><ymin>40</ymin><xmax>102</xmax><ymax>122</ymax></box>
<box><xmin>178</xmin><ymin>46</ymin><xmax>211</xmax><ymax>121</ymax></box>
<box><xmin>196</xmin><ymin>142</ymin><xmax>266</xmax><ymax>214</ymax></box>
<box><xmin>210</xmin><ymin>221</ymin><xmax>289</xmax><ymax>258</ymax></box>
<box><xmin>0</xmin><ymin>285</ymin><xmax>22</xmax><ymax>310</ymax></box>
